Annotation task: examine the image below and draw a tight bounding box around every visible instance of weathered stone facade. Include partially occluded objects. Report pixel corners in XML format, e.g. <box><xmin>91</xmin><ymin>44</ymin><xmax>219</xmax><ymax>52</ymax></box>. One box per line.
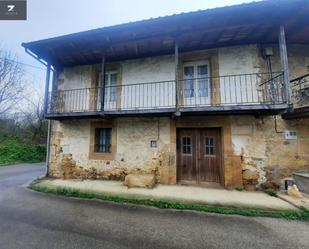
<box><xmin>49</xmin><ymin>118</ymin><xmax>175</xmax><ymax>184</ymax></box>
<box><xmin>48</xmin><ymin>115</ymin><xmax>309</xmax><ymax>190</ymax></box>
<box><xmin>48</xmin><ymin>44</ymin><xmax>309</xmax><ymax>190</ymax></box>
<box><xmin>231</xmin><ymin>116</ymin><xmax>309</xmax><ymax>190</ymax></box>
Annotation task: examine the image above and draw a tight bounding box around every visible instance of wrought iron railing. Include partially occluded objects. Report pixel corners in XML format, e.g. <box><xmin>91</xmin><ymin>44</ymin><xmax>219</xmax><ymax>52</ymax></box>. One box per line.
<box><xmin>47</xmin><ymin>72</ymin><xmax>286</xmax><ymax>114</ymax></box>
<box><xmin>290</xmin><ymin>73</ymin><xmax>309</xmax><ymax>108</ymax></box>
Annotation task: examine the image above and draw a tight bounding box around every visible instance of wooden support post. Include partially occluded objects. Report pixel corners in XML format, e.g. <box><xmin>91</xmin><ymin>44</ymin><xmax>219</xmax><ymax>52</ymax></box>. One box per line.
<box><xmin>44</xmin><ymin>64</ymin><xmax>51</xmax><ymax>114</ymax></box>
<box><xmin>50</xmin><ymin>69</ymin><xmax>58</xmax><ymax>113</ymax></box>
<box><xmin>278</xmin><ymin>25</ymin><xmax>291</xmax><ymax>106</ymax></box>
<box><xmin>51</xmin><ymin>69</ymin><xmax>58</xmax><ymax>92</ymax></box>
<box><xmin>174</xmin><ymin>41</ymin><xmax>180</xmax><ymax>116</ymax></box>
<box><xmin>100</xmin><ymin>55</ymin><xmax>106</xmax><ymax>112</ymax></box>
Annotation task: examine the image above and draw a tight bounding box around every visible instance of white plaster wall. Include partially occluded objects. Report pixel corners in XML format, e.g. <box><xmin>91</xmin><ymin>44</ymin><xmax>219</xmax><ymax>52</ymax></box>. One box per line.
<box><xmin>231</xmin><ymin>116</ymin><xmax>266</xmax><ymax>159</ymax></box>
<box><xmin>57</xmin><ymin>45</ymin><xmax>309</xmax><ymax>110</ymax></box>
<box><xmin>57</xmin><ymin>66</ymin><xmax>93</xmax><ymax>112</ymax></box>
<box><xmin>269</xmin><ymin>44</ymin><xmax>309</xmax><ymax>79</ymax></box>
<box><xmin>119</xmin><ymin>55</ymin><xmax>176</xmax><ymax>109</ymax></box>
<box><xmin>58</xmin><ymin>66</ymin><xmax>92</xmax><ymax>91</ymax></box>
<box><xmin>60</xmin><ymin>120</ymin><xmax>91</xmax><ymax>166</ymax></box>
<box><xmin>218</xmin><ymin>45</ymin><xmax>262</xmax><ymax>104</ymax></box>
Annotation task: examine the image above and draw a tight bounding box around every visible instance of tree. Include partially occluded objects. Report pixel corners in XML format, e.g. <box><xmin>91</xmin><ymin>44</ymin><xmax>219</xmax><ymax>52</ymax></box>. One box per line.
<box><xmin>0</xmin><ymin>48</ymin><xmax>25</xmax><ymax>115</ymax></box>
<box><xmin>21</xmin><ymin>93</ymin><xmax>47</xmax><ymax>143</ymax></box>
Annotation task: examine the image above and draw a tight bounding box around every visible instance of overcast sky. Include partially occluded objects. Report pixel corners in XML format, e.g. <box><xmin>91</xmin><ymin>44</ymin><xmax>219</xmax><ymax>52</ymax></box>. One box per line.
<box><xmin>0</xmin><ymin>0</ymin><xmax>257</xmax><ymax>90</ymax></box>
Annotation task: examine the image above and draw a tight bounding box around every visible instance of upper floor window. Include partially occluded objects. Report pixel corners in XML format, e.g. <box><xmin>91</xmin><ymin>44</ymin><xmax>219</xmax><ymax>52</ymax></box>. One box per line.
<box><xmin>183</xmin><ymin>61</ymin><xmax>210</xmax><ymax>99</ymax></box>
<box><xmin>105</xmin><ymin>71</ymin><xmax>117</xmax><ymax>102</ymax></box>
<box><xmin>98</xmin><ymin>71</ymin><xmax>117</xmax><ymax>102</ymax></box>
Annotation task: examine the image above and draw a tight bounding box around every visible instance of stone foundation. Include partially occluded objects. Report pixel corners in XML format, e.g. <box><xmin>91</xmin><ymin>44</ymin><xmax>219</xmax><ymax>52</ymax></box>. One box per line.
<box><xmin>48</xmin><ymin>115</ymin><xmax>309</xmax><ymax>190</ymax></box>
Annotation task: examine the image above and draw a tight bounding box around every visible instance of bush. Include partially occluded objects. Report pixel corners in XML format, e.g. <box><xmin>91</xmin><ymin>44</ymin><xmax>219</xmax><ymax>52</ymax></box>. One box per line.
<box><xmin>0</xmin><ymin>138</ymin><xmax>46</xmax><ymax>165</ymax></box>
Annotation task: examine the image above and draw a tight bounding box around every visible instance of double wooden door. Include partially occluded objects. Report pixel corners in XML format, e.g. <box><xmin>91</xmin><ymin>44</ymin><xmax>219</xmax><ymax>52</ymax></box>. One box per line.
<box><xmin>177</xmin><ymin>128</ymin><xmax>222</xmax><ymax>185</ymax></box>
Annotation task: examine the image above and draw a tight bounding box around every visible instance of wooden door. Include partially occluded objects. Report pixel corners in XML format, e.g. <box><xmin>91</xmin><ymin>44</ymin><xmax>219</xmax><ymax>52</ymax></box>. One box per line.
<box><xmin>177</xmin><ymin>129</ymin><xmax>197</xmax><ymax>183</ymax></box>
<box><xmin>198</xmin><ymin>128</ymin><xmax>221</xmax><ymax>184</ymax></box>
<box><xmin>177</xmin><ymin>128</ymin><xmax>222</xmax><ymax>185</ymax></box>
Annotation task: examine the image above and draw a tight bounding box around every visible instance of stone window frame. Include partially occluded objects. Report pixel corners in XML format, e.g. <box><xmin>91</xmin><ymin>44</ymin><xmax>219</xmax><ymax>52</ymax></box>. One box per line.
<box><xmin>94</xmin><ymin>127</ymin><xmax>112</xmax><ymax>153</ymax></box>
<box><xmin>89</xmin><ymin>120</ymin><xmax>117</xmax><ymax>160</ymax></box>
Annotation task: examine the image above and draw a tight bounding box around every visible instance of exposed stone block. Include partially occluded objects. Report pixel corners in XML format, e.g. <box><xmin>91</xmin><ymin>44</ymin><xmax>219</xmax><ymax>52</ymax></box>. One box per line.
<box><xmin>244</xmin><ymin>184</ymin><xmax>256</xmax><ymax>191</ymax></box>
<box><xmin>260</xmin><ymin>181</ymin><xmax>280</xmax><ymax>190</ymax></box>
<box><xmin>287</xmin><ymin>184</ymin><xmax>303</xmax><ymax>198</ymax></box>
<box><xmin>124</xmin><ymin>173</ymin><xmax>156</xmax><ymax>189</ymax></box>
<box><xmin>242</xmin><ymin>169</ymin><xmax>259</xmax><ymax>180</ymax></box>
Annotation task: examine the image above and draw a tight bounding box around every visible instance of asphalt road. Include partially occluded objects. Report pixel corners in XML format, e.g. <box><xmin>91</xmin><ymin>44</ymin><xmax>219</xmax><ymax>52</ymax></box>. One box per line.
<box><xmin>0</xmin><ymin>163</ymin><xmax>308</xmax><ymax>249</ymax></box>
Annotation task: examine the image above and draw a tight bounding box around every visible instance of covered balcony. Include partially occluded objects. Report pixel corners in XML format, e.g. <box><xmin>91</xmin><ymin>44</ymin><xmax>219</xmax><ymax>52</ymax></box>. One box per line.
<box><xmin>45</xmin><ymin>71</ymin><xmax>287</xmax><ymax>119</ymax></box>
<box><xmin>21</xmin><ymin>0</ymin><xmax>309</xmax><ymax>119</ymax></box>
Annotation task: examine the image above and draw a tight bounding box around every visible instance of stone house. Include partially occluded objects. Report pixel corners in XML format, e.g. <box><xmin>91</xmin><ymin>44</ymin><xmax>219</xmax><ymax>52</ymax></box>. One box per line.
<box><xmin>23</xmin><ymin>0</ymin><xmax>309</xmax><ymax>191</ymax></box>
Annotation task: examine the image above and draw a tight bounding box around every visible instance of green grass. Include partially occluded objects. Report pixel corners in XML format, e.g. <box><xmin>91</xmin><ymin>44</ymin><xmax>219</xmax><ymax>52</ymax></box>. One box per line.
<box><xmin>29</xmin><ymin>183</ymin><xmax>309</xmax><ymax>221</ymax></box>
<box><xmin>264</xmin><ymin>189</ymin><xmax>278</xmax><ymax>197</ymax></box>
<box><xmin>0</xmin><ymin>139</ymin><xmax>46</xmax><ymax>165</ymax></box>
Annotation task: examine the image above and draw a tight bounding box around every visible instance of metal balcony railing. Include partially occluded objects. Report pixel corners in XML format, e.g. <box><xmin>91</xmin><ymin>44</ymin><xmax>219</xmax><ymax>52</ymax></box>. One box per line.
<box><xmin>290</xmin><ymin>73</ymin><xmax>309</xmax><ymax>108</ymax></box>
<box><xmin>47</xmin><ymin>72</ymin><xmax>286</xmax><ymax>115</ymax></box>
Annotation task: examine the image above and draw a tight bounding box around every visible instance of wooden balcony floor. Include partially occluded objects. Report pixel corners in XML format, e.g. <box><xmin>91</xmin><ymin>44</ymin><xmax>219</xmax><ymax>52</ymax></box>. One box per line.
<box><xmin>45</xmin><ymin>104</ymin><xmax>289</xmax><ymax>120</ymax></box>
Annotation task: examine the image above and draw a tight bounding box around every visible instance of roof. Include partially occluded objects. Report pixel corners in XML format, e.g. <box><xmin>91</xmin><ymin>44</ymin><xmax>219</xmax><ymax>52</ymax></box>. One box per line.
<box><xmin>22</xmin><ymin>0</ymin><xmax>309</xmax><ymax>68</ymax></box>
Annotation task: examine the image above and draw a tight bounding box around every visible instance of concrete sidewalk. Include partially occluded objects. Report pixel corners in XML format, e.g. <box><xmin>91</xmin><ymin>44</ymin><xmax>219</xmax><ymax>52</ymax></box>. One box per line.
<box><xmin>34</xmin><ymin>179</ymin><xmax>298</xmax><ymax>211</ymax></box>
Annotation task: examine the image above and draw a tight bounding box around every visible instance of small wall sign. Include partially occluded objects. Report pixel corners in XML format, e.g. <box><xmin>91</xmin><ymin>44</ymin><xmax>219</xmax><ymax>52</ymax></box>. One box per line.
<box><xmin>150</xmin><ymin>140</ymin><xmax>157</xmax><ymax>148</ymax></box>
<box><xmin>285</xmin><ymin>130</ymin><xmax>297</xmax><ymax>140</ymax></box>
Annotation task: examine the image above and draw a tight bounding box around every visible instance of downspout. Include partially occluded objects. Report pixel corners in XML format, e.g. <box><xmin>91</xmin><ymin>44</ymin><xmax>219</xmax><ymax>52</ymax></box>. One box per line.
<box><xmin>45</xmin><ymin>119</ymin><xmax>52</xmax><ymax>176</ymax></box>
<box><xmin>44</xmin><ymin>64</ymin><xmax>51</xmax><ymax>176</ymax></box>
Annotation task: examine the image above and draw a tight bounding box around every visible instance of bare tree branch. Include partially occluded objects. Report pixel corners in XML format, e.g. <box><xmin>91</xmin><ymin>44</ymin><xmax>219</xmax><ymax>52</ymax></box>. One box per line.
<box><xmin>0</xmin><ymin>48</ymin><xmax>25</xmax><ymax>115</ymax></box>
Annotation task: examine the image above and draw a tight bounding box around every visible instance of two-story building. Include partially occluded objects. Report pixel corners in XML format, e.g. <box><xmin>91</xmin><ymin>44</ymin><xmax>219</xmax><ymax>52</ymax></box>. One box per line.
<box><xmin>23</xmin><ymin>0</ymin><xmax>309</xmax><ymax>190</ymax></box>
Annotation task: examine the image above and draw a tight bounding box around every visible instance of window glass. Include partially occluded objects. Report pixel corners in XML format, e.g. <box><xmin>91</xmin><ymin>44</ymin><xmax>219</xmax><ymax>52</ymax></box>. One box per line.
<box><xmin>104</xmin><ymin>72</ymin><xmax>117</xmax><ymax>102</ymax></box>
<box><xmin>205</xmin><ymin>137</ymin><xmax>215</xmax><ymax>155</ymax></box>
<box><xmin>197</xmin><ymin>65</ymin><xmax>209</xmax><ymax>97</ymax></box>
<box><xmin>182</xmin><ymin>136</ymin><xmax>192</xmax><ymax>154</ymax></box>
<box><xmin>110</xmin><ymin>73</ymin><xmax>117</xmax><ymax>101</ymax></box>
<box><xmin>95</xmin><ymin>128</ymin><xmax>112</xmax><ymax>153</ymax></box>
<box><xmin>184</xmin><ymin>66</ymin><xmax>194</xmax><ymax>98</ymax></box>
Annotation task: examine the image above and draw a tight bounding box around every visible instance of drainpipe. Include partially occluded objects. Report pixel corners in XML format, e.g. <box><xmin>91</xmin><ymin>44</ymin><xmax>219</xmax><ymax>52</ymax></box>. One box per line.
<box><xmin>45</xmin><ymin>120</ymin><xmax>52</xmax><ymax>176</ymax></box>
<box><xmin>44</xmin><ymin>65</ymin><xmax>51</xmax><ymax>176</ymax></box>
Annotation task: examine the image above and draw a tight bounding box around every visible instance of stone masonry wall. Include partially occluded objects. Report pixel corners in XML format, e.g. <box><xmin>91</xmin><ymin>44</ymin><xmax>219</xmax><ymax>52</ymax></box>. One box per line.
<box><xmin>231</xmin><ymin>115</ymin><xmax>309</xmax><ymax>190</ymax></box>
<box><xmin>49</xmin><ymin>115</ymin><xmax>309</xmax><ymax>190</ymax></box>
<box><xmin>48</xmin><ymin>117</ymin><xmax>175</xmax><ymax>184</ymax></box>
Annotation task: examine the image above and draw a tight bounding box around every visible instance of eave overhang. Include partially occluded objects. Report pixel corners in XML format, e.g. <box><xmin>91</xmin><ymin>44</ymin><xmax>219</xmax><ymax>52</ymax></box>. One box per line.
<box><xmin>22</xmin><ymin>0</ymin><xmax>309</xmax><ymax>68</ymax></box>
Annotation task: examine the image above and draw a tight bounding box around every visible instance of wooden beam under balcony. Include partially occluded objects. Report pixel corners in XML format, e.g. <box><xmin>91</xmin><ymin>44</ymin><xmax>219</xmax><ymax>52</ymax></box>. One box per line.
<box><xmin>278</xmin><ymin>26</ymin><xmax>291</xmax><ymax>106</ymax></box>
<box><xmin>44</xmin><ymin>104</ymin><xmax>288</xmax><ymax>120</ymax></box>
